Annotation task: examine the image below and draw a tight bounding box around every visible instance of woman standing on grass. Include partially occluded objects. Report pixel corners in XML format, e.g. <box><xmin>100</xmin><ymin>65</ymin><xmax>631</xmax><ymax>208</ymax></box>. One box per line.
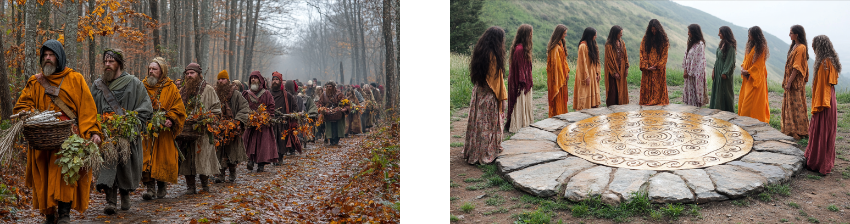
<box><xmin>506</xmin><ymin>24</ymin><xmax>534</xmax><ymax>132</ymax></box>
<box><xmin>710</xmin><ymin>26</ymin><xmax>737</xmax><ymax>112</ymax></box>
<box><xmin>682</xmin><ymin>24</ymin><xmax>708</xmax><ymax>107</ymax></box>
<box><xmin>782</xmin><ymin>25</ymin><xmax>810</xmax><ymax>140</ymax></box>
<box><xmin>604</xmin><ymin>25</ymin><xmax>629</xmax><ymax>106</ymax></box>
<box><xmin>573</xmin><ymin>27</ymin><xmax>601</xmax><ymax>111</ymax></box>
<box><xmin>639</xmin><ymin>19</ymin><xmax>670</xmax><ymax>106</ymax></box>
<box><xmin>738</xmin><ymin>26</ymin><xmax>771</xmax><ymax>123</ymax></box>
<box><xmin>546</xmin><ymin>24</ymin><xmax>570</xmax><ymax>117</ymax></box>
<box><xmin>463</xmin><ymin>26</ymin><xmax>508</xmax><ymax>164</ymax></box>
<box><xmin>805</xmin><ymin>35</ymin><xmax>840</xmax><ymax>174</ymax></box>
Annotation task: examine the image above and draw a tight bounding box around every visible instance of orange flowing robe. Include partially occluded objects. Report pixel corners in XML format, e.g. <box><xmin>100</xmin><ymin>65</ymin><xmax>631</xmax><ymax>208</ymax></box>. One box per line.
<box><xmin>812</xmin><ymin>60</ymin><xmax>838</xmax><ymax>113</ymax></box>
<box><xmin>781</xmin><ymin>44</ymin><xmax>809</xmax><ymax>139</ymax></box>
<box><xmin>13</xmin><ymin>68</ymin><xmax>103</xmax><ymax>214</ymax></box>
<box><xmin>573</xmin><ymin>42</ymin><xmax>601</xmax><ymax>110</ymax></box>
<box><xmin>141</xmin><ymin>76</ymin><xmax>186</xmax><ymax>183</ymax></box>
<box><xmin>604</xmin><ymin>41</ymin><xmax>630</xmax><ymax>105</ymax></box>
<box><xmin>639</xmin><ymin>39</ymin><xmax>669</xmax><ymax>105</ymax></box>
<box><xmin>738</xmin><ymin>49</ymin><xmax>771</xmax><ymax>122</ymax></box>
<box><xmin>546</xmin><ymin>45</ymin><xmax>570</xmax><ymax>117</ymax></box>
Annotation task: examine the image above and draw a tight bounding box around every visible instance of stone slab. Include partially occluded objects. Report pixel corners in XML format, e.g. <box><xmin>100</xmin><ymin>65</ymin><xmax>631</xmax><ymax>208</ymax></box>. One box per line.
<box><xmin>505</xmin><ymin>157</ymin><xmax>595</xmax><ymax>197</ymax></box>
<box><xmin>580</xmin><ymin>107</ymin><xmax>614</xmax><ymax>116</ymax></box>
<box><xmin>499</xmin><ymin>140</ymin><xmax>561</xmax><ymax>157</ymax></box>
<box><xmin>694</xmin><ymin>108</ymin><xmax>721</xmax><ymax>116</ymax></box>
<box><xmin>742</xmin><ymin>125</ymin><xmax>777</xmax><ymax>135</ymax></box>
<box><xmin>648</xmin><ymin>172</ymin><xmax>694</xmax><ymax>203</ymax></box>
<box><xmin>705</xmin><ymin>165</ymin><xmax>765</xmax><ymax>198</ymax></box>
<box><xmin>728</xmin><ymin>161</ymin><xmax>789</xmax><ymax>184</ymax></box>
<box><xmin>673</xmin><ymin>169</ymin><xmax>724</xmax><ymax>203</ymax></box>
<box><xmin>511</xmin><ymin>127</ymin><xmax>558</xmax><ymax>142</ymax></box>
<box><xmin>607</xmin><ymin>168</ymin><xmax>656</xmax><ymax>202</ymax></box>
<box><xmin>752</xmin><ymin>141</ymin><xmax>804</xmax><ymax>157</ymax></box>
<box><xmin>663</xmin><ymin>104</ymin><xmax>699</xmax><ymax>113</ymax></box>
<box><xmin>608</xmin><ymin>104</ymin><xmax>641</xmax><ymax>113</ymax></box>
<box><xmin>564</xmin><ymin>166</ymin><xmax>613</xmax><ymax>201</ymax></box>
<box><xmin>729</xmin><ymin>116</ymin><xmax>769</xmax><ymax>128</ymax></box>
<box><xmin>709</xmin><ymin>111</ymin><xmax>738</xmax><ymax>121</ymax></box>
<box><xmin>497</xmin><ymin>151</ymin><xmax>569</xmax><ymax>173</ymax></box>
<box><xmin>531</xmin><ymin>118</ymin><xmax>570</xmax><ymax>132</ymax></box>
<box><xmin>740</xmin><ymin>151</ymin><xmax>804</xmax><ymax>174</ymax></box>
<box><xmin>555</xmin><ymin>112</ymin><xmax>592</xmax><ymax>123</ymax></box>
<box><xmin>752</xmin><ymin>129</ymin><xmax>796</xmax><ymax>142</ymax></box>
<box><xmin>641</xmin><ymin>105</ymin><xmax>664</xmax><ymax>111</ymax></box>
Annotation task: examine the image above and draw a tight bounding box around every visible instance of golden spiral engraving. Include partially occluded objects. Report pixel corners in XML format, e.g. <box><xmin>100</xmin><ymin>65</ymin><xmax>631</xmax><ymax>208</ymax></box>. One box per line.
<box><xmin>557</xmin><ymin>110</ymin><xmax>754</xmax><ymax>170</ymax></box>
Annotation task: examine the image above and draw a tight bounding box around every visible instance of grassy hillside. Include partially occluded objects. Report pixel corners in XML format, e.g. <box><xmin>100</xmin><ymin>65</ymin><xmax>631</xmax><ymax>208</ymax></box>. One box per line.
<box><xmin>478</xmin><ymin>0</ymin><xmax>806</xmax><ymax>84</ymax></box>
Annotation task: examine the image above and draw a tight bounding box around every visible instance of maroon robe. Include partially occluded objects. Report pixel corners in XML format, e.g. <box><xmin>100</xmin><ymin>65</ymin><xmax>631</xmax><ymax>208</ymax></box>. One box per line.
<box><xmin>241</xmin><ymin>71</ymin><xmax>278</xmax><ymax>163</ymax></box>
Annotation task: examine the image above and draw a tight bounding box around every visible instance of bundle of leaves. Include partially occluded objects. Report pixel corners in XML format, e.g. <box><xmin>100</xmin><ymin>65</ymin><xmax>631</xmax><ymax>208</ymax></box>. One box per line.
<box><xmin>248</xmin><ymin>104</ymin><xmax>271</xmax><ymax>130</ymax></box>
<box><xmin>214</xmin><ymin>119</ymin><xmax>241</xmax><ymax>146</ymax></box>
<box><xmin>145</xmin><ymin>110</ymin><xmax>171</xmax><ymax>138</ymax></box>
<box><xmin>279</xmin><ymin>113</ymin><xmax>317</xmax><ymax>140</ymax></box>
<box><xmin>55</xmin><ymin>134</ymin><xmax>102</xmax><ymax>185</ymax></box>
<box><xmin>97</xmin><ymin>111</ymin><xmax>141</xmax><ymax>164</ymax></box>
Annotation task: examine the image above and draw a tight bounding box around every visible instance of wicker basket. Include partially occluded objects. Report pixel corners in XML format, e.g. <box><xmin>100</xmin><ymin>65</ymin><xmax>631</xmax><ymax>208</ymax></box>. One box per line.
<box><xmin>176</xmin><ymin>120</ymin><xmax>200</xmax><ymax>141</ymax></box>
<box><xmin>22</xmin><ymin>120</ymin><xmax>76</xmax><ymax>151</ymax></box>
<box><xmin>324</xmin><ymin>109</ymin><xmax>345</xmax><ymax>121</ymax></box>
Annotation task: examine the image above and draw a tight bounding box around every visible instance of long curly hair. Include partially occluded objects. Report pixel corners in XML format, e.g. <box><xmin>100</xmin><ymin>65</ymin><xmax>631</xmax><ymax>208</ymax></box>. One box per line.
<box><xmin>788</xmin><ymin>25</ymin><xmax>809</xmax><ymax>60</ymax></box>
<box><xmin>643</xmin><ymin>19</ymin><xmax>668</xmax><ymax>53</ymax></box>
<box><xmin>547</xmin><ymin>24</ymin><xmax>568</xmax><ymax>52</ymax></box>
<box><xmin>511</xmin><ymin>24</ymin><xmax>533</xmax><ymax>62</ymax></box>
<box><xmin>746</xmin><ymin>26</ymin><xmax>769</xmax><ymax>60</ymax></box>
<box><xmin>686</xmin><ymin>24</ymin><xmax>705</xmax><ymax>55</ymax></box>
<box><xmin>469</xmin><ymin>26</ymin><xmax>506</xmax><ymax>87</ymax></box>
<box><xmin>812</xmin><ymin>35</ymin><xmax>842</xmax><ymax>74</ymax></box>
<box><xmin>718</xmin><ymin>26</ymin><xmax>736</xmax><ymax>52</ymax></box>
<box><xmin>577</xmin><ymin>27</ymin><xmax>599</xmax><ymax>66</ymax></box>
<box><xmin>606</xmin><ymin>25</ymin><xmax>623</xmax><ymax>47</ymax></box>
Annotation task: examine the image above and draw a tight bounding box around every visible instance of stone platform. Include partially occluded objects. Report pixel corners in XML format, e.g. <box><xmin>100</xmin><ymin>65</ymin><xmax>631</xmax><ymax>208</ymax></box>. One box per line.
<box><xmin>497</xmin><ymin>104</ymin><xmax>804</xmax><ymax>204</ymax></box>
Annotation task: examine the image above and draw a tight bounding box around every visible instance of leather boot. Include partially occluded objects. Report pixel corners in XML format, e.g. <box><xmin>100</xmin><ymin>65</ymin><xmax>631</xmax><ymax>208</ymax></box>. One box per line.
<box><xmin>257</xmin><ymin>163</ymin><xmax>266</xmax><ymax>172</ymax></box>
<box><xmin>228</xmin><ymin>164</ymin><xmax>237</xmax><ymax>183</ymax></box>
<box><xmin>142</xmin><ymin>181</ymin><xmax>156</xmax><ymax>200</ymax></box>
<box><xmin>214</xmin><ymin>168</ymin><xmax>226</xmax><ymax>183</ymax></box>
<box><xmin>184</xmin><ymin>175</ymin><xmax>196</xmax><ymax>195</ymax></box>
<box><xmin>119</xmin><ymin>189</ymin><xmax>131</xmax><ymax>210</ymax></box>
<box><xmin>42</xmin><ymin>212</ymin><xmax>55</xmax><ymax>224</ymax></box>
<box><xmin>246</xmin><ymin>161</ymin><xmax>254</xmax><ymax>171</ymax></box>
<box><xmin>199</xmin><ymin>175</ymin><xmax>211</xmax><ymax>192</ymax></box>
<box><xmin>104</xmin><ymin>187</ymin><xmax>117</xmax><ymax>215</ymax></box>
<box><xmin>156</xmin><ymin>181</ymin><xmax>167</xmax><ymax>198</ymax></box>
<box><xmin>56</xmin><ymin>202</ymin><xmax>71</xmax><ymax>224</ymax></box>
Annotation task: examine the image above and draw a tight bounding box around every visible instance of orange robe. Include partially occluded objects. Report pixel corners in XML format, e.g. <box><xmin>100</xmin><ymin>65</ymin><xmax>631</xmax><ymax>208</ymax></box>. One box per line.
<box><xmin>738</xmin><ymin>49</ymin><xmax>771</xmax><ymax>123</ymax></box>
<box><xmin>141</xmin><ymin>76</ymin><xmax>186</xmax><ymax>183</ymax></box>
<box><xmin>812</xmin><ymin>60</ymin><xmax>838</xmax><ymax>113</ymax></box>
<box><xmin>486</xmin><ymin>54</ymin><xmax>508</xmax><ymax>111</ymax></box>
<box><xmin>13</xmin><ymin>68</ymin><xmax>103</xmax><ymax>214</ymax></box>
<box><xmin>604</xmin><ymin>41</ymin><xmax>630</xmax><ymax>105</ymax></box>
<box><xmin>573</xmin><ymin>42</ymin><xmax>601</xmax><ymax>110</ymax></box>
<box><xmin>781</xmin><ymin>44</ymin><xmax>809</xmax><ymax>139</ymax></box>
<box><xmin>546</xmin><ymin>45</ymin><xmax>570</xmax><ymax>117</ymax></box>
<box><xmin>639</xmin><ymin>39</ymin><xmax>669</xmax><ymax>106</ymax></box>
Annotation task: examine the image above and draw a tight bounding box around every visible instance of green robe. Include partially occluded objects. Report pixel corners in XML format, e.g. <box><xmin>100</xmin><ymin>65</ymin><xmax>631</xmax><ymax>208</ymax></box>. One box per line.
<box><xmin>217</xmin><ymin>89</ymin><xmax>251</xmax><ymax>166</ymax></box>
<box><xmin>710</xmin><ymin>45</ymin><xmax>737</xmax><ymax>112</ymax></box>
<box><xmin>90</xmin><ymin>72</ymin><xmax>153</xmax><ymax>191</ymax></box>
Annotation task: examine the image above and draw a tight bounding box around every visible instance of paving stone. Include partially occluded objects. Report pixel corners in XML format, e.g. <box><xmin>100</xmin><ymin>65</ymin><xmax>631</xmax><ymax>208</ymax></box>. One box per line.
<box><xmin>499</xmin><ymin>140</ymin><xmax>561</xmax><ymax>157</ymax></box>
<box><xmin>608</xmin><ymin>104</ymin><xmax>641</xmax><ymax>113</ymax></box>
<box><xmin>531</xmin><ymin>118</ymin><xmax>570</xmax><ymax>132</ymax></box>
<box><xmin>564</xmin><ymin>166</ymin><xmax>613</xmax><ymax>201</ymax></box>
<box><xmin>694</xmin><ymin>108</ymin><xmax>721</xmax><ymax>116</ymax></box>
<box><xmin>505</xmin><ymin>158</ymin><xmax>595</xmax><ymax>197</ymax></box>
<box><xmin>580</xmin><ymin>107</ymin><xmax>614</xmax><ymax>116</ymax></box>
<box><xmin>672</xmin><ymin>169</ymin><xmax>725</xmax><ymax>203</ymax></box>
<box><xmin>752</xmin><ymin>141</ymin><xmax>804</xmax><ymax>157</ymax></box>
<box><xmin>728</xmin><ymin>161</ymin><xmax>789</xmax><ymax>184</ymax></box>
<box><xmin>729</xmin><ymin>116</ymin><xmax>768</xmax><ymax>128</ymax></box>
<box><xmin>497</xmin><ymin>151</ymin><xmax>569</xmax><ymax>173</ymax></box>
<box><xmin>648</xmin><ymin>172</ymin><xmax>694</xmax><ymax>203</ymax></box>
<box><xmin>742</xmin><ymin>125</ymin><xmax>777</xmax><ymax>135</ymax></box>
<box><xmin>663</xmin><ymin>104</ymin><xmax>699</xmax><ymax>113</ymax></box>
<box><xmin>752</xmin><ymin>129</ymin><xmax>796</xmax><ymax>142</ymax></box>
<box><xmin>607</xmin><ymin>169</ymin><xmax>655</xmax><ymax>202</ymax></box>
<box><xmin>641</xmin><ymin>105</ymin><xmax>664</xmax><ymax>111</ymax></box>
<box><xmin>555</xmin><ymin>112</ymin><xmax>592</xmax><ymax>123</ymax></box>
<box><xmin>602</xmin><ymin>193</ymin><xmax>621</xmax><ymax>205</ymax></box>
<box><xmin>710</xmin><ymin>111</ymin><xmax>738</xmax><ymax>121</ymax></box>
<box><xmin>511</xmin><ymin>127</ymin><xmax>558</xmax><ymax>142</ymax></box>
<box><xmin>740</xmin><ymin>151</ymin><xmax>804</xmax><ymax>174</ymax></box>
<box><xmin>705</xmin><ymin>165</ymin><xmax>765</xmax><ymax>198</ymax></box>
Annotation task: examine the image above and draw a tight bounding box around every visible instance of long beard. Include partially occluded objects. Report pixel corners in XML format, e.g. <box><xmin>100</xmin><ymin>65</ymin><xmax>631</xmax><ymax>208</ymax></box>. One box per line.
<box><xmin>184</xmin><ymin>76</ymin><xmax>203</xmax><ymax>97</ymax></box>
<box><xmin>215</xmin><ymin>82</ymin><xmax>233</xmax><ymax>104</ymax></box>
<box><xmin>251</xmin><ymin>84</ymin><xmax>259</xmax><ymax>92</ymax></box>
<box><xmin>42</xmin><ymin>63</ymin><xmax>56</xmax><ymax>77</ymax></box>
<box><xmin>104</xmin><ymin>69</ymin><xmax>118</xmax><ymax>82</ymax></box>
<box><xmin>146</xmin><ymin>76</ymin><xmax>159</xmax><ymax>86</ymax></box>
<box><xmin>272</xmin><ymin>82</ymin><xmax>281</xmax><ymax>90</ymax></box>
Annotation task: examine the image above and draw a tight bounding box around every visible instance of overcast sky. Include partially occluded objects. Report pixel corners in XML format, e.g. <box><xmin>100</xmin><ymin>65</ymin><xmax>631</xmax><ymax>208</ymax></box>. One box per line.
<box><xmin>674</xmin><ymin>0</ymin><xmax>850</xmax><ymax>68</ymax></box>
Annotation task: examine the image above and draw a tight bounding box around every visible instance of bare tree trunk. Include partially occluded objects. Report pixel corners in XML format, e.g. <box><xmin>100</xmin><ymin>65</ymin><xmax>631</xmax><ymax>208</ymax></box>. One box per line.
<box><xmin>149</xmin><ymin>0</ymin><xmax>161</xmax><ymax>56</ymax></box>
<box><xmin>243</xmin><ymin>0</ymin><xmax>260</xmax><ymax>77</ymax></box>
<box><xmin>357</xmin><ymin>0</ymin><xmax>367</xmax><ymax>84</ymax></box>
<box><xmin>228</xmin><ymin>0</ymin><xmax>237</xmax><ymax>79</ymax></box>
<box><xmin>240</xmin><ymin>0</ymin><xmax>253</xmax><ymax>79</ymax></box>
<box><xmin>24</xmin><ymin>0</ymin><xmax>37</xmax><ymax>78</ymax></box>
<box><xmin>88</xmin><ymin>0</ymin><xmax>97</xmax><ymax>81</ymax></box>
<box><xmin>199</xmin><ymin>0</ymin><xmax>210</xmax><ymax>77</ymax></box>
<box><xmin>161</xmin><ymin>0</ymin><xmax>168</xmax><ymax>48</ymax></box>
<box><xmin>394</xmin><ymin>0</ymin><xmax>399</xmax><ymax>86</ymax></box>
<box><xmin>236</xmin><ymin>0</ymin><xmax>245</xmax><ymax>81</ymax></box>
<box><xmin>342</xmin><ymin>0</ymin><xmax>357</xmax><ymax>86</ymax></box>
<box><xmin>65</xmin><ymin>0</ymin><xmax>80</xmax><ymax>72</ymax></box>
<box><xmin>192</xmin><ymin>0</ymin><xmax>199</xmax><ymax>66</ymax></box>
<box><xmin>383</xmin><ymin>0</ymin><xmax>397</xmax><ymax>113</ymax></box>
<box><xmin>0</xmin><ymin>0</ymin><xmax>11</xmax><ymax>119</ymax></box>
<box><xmin>339</xmin><ymin>62</ymin><xmax>344</xmax><ymax>84</ymax></box>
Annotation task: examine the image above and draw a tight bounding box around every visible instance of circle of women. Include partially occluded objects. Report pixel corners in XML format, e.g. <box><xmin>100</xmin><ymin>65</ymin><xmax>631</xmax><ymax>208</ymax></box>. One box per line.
<box><xmin>557</xmin><ymin>110</ymin><xmax>753</xmax><ymax>170</ymax></box>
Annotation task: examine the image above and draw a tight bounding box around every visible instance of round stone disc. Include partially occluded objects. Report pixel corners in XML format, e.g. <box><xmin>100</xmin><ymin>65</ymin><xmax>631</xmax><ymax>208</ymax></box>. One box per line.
<box><xmin>557</xmin><ymin>110</ymin><xmax>753</xmax><ymax>170</ymax></box>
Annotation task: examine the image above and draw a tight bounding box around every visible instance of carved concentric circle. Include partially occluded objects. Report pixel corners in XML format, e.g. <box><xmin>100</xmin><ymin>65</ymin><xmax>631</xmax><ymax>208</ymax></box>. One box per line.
<box><xmin>557</xmin><ymin>110</ymin><xmax>753</xmax><ymax>170</ymax></box>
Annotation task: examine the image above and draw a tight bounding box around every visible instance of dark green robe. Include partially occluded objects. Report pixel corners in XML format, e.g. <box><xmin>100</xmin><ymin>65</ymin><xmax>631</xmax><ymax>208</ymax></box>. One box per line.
<box><xmin>710</xmin><ymin>45</ymin><xmax>737</xmax><ymax>112</ymax></box>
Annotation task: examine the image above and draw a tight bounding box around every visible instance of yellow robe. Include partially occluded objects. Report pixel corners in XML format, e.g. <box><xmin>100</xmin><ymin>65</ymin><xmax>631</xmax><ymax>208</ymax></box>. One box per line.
<box><xmin>573</xmin><ymin>42</ymin><xmax>601</xmax><ymax>110</ymax></box>
<box><xmin>546</xmin><ymin>45</ymin><xmax>570</xmax><ymax>117</ymax></box>
<box><xmin>141</xmin><ymin>76</ymin><xmax>186</xmax><ymax>183</ymax></box>
<box><xmin>13</xmin><ymin>68</ymin><xmax>103</xmax><ymax>214</ymax></box>
<box><xmin>781</xmin><ymin>44</ymin><xmax>809</xmax><ymax>139</ymax></box>
<box><xmin>738</xmin><ymin>49</ymin><xmax>771</xmax><ymax>123</ymax></box>
<box><xmin>812</xmin><ymin>60</ymin><xmax>838</xmax><ymax>113</ymax></box>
